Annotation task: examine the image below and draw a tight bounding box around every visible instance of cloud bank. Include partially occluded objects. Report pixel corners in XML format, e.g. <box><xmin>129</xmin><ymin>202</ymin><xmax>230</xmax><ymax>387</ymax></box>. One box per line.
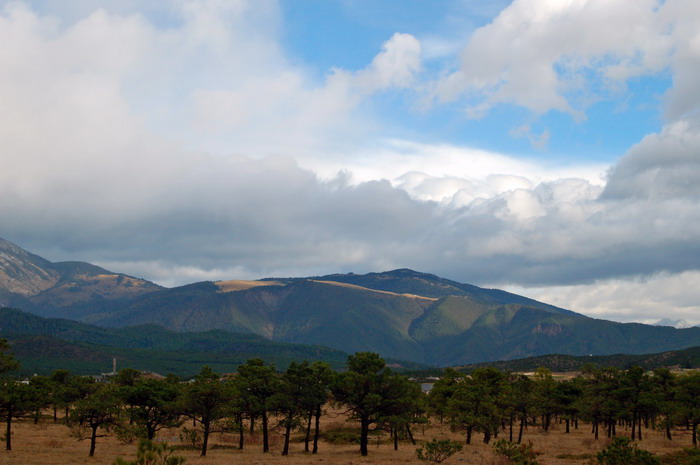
<box><xmin>2</xmin><ymin>0</ymin><xmax>700</xmax><ymax>323</ymax></box>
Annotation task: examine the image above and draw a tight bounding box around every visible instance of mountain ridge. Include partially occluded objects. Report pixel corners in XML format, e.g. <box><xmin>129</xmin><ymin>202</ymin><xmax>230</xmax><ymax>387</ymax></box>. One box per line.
<box><xmin>3</xmin><ymin>237</ymin><xmax>700</xmax><ymax>367</ymax></box>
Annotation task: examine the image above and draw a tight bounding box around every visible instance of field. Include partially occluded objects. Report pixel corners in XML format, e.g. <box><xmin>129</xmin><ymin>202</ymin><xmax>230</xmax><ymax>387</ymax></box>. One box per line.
<box><xmin>2</xmin><ymin>410</ymin><xmax>696</xmax><ymax>465</ymax></box>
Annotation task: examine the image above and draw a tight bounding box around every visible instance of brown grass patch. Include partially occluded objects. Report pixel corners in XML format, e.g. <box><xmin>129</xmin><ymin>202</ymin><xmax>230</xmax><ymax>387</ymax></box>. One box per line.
<box><xmin>215</xmin><ymin>280</ymin><xmax>283</xmax><ymax>293</ymax></box>
<box><xmin>310</xmin><ymin>280</ymin><xmax>438</xmax><ymax>301</ymax></box>
<box><xmin>3</xmin><ymin>412</ymin><xmax>696</xmax><ymax>465</ymax></box>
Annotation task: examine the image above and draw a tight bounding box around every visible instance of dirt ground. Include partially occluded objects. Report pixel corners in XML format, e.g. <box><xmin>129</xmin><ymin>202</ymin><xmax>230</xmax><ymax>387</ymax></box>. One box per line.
<box><xmin>0</xmin><ymin>412</ymin><xmax>695</xmax><ymax>465</ymax></box>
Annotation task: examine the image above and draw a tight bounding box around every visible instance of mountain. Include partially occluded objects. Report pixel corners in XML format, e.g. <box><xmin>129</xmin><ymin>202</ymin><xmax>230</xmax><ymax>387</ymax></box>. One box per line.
<box><xmin>4</xmin><ymin>237</ymin><xmax>700</xmax><ymax>367</ymax></box>
<box><xmin>453</xmin><ymin>345</ymin><xmax>700</xmax><ymax>374</ymax></box>
<box><xmin>653</xmin><ymin>318</ymin><xmax>694</xmax><ymax>329</ymax></box>
<box><xmin>0</xmin><ymin>307</ymin><xmax>367</xmax><ymax>377</ymax></box>
<box><xmin>0</xmin><ymin>238</ymin><xmax>162</xmax><ymax>318</ymax></box>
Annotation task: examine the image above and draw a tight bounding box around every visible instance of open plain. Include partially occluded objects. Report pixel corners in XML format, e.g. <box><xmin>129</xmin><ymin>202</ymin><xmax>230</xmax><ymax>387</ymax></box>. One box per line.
<box><xmin>2</xmin><ymin>410</ymin><xmax>695</xmax><ymax>465</ymax></box>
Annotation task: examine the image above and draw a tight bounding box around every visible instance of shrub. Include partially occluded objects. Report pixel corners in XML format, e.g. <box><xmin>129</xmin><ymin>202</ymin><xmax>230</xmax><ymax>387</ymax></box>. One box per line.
<box><xmin>416</xmin><ymin>438</ymin><xmax>463</xmax><ymax>463</ymax></box>
<box><xmin>321</xmin><ymin>428</ymin><xmax>361</xmax><ymax>444</ymax></box>
<box><xmin>660</xmin><ymin>447</ymin><xmax>700</xmax><ymax>465</ymax></box>
<box><xmin>113</xmin><ymin>439</ymin><xmax>186</xmax><ymax>465</ymax></box>
<box><xmin>492</xmin><ymin>439</ymin><xmax>542</xmax><ymax>465</ymax></box>
<box><xmin>178</xmin><ymin>427</ymin><xmax>201</xmax><ymax>449</ymax></box>
<box><xmin>596</xmin><ymin>436</ymin><xmax>660</xmax><ymax>465</ymax></box>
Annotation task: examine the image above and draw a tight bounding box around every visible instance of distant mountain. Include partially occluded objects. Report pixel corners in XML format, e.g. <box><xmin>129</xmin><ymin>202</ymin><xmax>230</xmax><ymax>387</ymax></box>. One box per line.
<box><xmin>455</xmin><ymin>345</ymin><xmax>700</xmax><ymax>374</ymax></box>
<box><xmin>653</xmin><ymin>318</ymin><xmax>694</xmax><ymax>329</ymax></box>
<box><xmin>0</xmin><ymin>238</ymin><xmax>162</xmax><ymax>318</ymax></box>
<box><xmin>0</xmin><ymin>307</ymin><xmax>366</xmax><ymax>377</ymax></box>
<box><xmin>5</xmin><ymin>237</ymin><xmax>700</xmax><ymax>367</ymax></box>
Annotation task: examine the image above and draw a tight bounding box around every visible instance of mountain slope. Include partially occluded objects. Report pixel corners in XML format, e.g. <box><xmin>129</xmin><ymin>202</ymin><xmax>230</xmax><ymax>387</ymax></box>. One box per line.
<box><xmin>0</xmin><ymin>238</ymin><xmax>162</xmax><ymax>317</ymax></box>
<box><xmin>4</xmin><ymin>238</ymin><xmax>700</xmax><ymax>367</ymax></box>
<box><xmin>0</xmin><ymin>307</ymin><xmax>358</xmax><ymax>376</ymax></box>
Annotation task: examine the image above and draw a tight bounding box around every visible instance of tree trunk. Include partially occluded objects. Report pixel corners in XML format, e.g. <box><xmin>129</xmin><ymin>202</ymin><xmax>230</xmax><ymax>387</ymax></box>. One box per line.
<box><xmin>693</xmin><ymin>422</ymin><xmax>698</xmax><ymax>447</ymax></box>
<box><xmin>638</xmin><ymin>416</ymin><xmax>642</xmax><ymax>440</ymax></box>
<box><xmin>565</xmin><ymin>418</ymin><xmax>570</xmax><ymax>433</ymax></box>
<box><xmin>406</xmin><ymin>424</ymin><xmax>416</xmax><ymax>445</ymax></box>
<box><xmin>200</xmin><ymin>421</ymin><xmax>210</xmax><ymax>457</ymax></box>
<box><xmin>393</xmin><ymin>426</ymin><xmax>398</xmax><ymax>450</ymax></box>
<box><xmin>483</xmin><ymin>429</ymin><xmax>491</xmax><ymax>444</ymax></box>
<box><xmin>631</xmin><ymin>412</ymin><xmax>637</xmax><ymax>440</ymax></box>
<box><xmin>518</xmin><ymin>416</ymin><xmax>525</xmax><ymax>444</ymax></box>
<box><xmin>509</xmin><ymin>417</ymin><xmax>514</xmax><ymax>441</ymax></box>
<box><xmin>466</xmin><ymin>427</ymin><xmax>472</xmax><ymax>445</ymax></box>
<box><xmin>262</xmin><ymin>410</ymin><xmax>269</xmax><ymax>453</ymax></box>
<box><xmin>360</xmin><ymin>416</ymin><xmax>370</xmax><ymax>456</ymax></box>
<box><xmin>5</xmin><ymin>412</ymin><xmax>12</xmax><ymax>451</ymax></box>
<box><xmin>304</xmin><ymin>411</ymin><xmax>312</xmax><ymax>452</ymax></box>
<box><xmin>89</xmin><ymin>425</ymin><xmax>97</xmax><ymax>457</ymax></box>
<box><xmin>312</xmin><ymin>406</ymin><xmax>321</xmax><ymax>454</ymax></box>
<box><xmin>282</xmin><ymin>421</ymin><xmax>291</xmax><ymax>455</ymax></box>
<box><xmin>238</xmin><ymin>416</ymin><xmax>244</xmax><ymax>450</ymax></box>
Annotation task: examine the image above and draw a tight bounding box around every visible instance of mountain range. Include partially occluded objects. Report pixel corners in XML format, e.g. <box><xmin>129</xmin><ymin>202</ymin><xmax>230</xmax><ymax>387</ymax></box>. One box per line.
<box><xmin>2</xmin><ymin>237</ymin><xmax>700</xmax><ymax>367</ymax></box>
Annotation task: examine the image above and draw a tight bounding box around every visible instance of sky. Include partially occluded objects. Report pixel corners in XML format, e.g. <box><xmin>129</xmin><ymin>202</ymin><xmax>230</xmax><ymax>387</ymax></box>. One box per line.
<box><xmin>2</xmin><ymin>0</ymin><xmax>700</xmax><ymax>325</ymax></box>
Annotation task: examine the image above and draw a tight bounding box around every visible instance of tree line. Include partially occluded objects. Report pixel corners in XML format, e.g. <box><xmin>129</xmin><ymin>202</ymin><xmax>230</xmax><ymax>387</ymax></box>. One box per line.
<box><xmin>0</xmin><ymin>342</ymin><xmax>420</xmax><ymax>458</ymax></box>
<box><xmin>427</xmin><ymin>364</ymin><xmax>700</xmax><ymax>447</ymax></box>
<box><xmin>3</xmin><ymin>337</ymin><xmax>700</xmax><ymax>459</ymax></box>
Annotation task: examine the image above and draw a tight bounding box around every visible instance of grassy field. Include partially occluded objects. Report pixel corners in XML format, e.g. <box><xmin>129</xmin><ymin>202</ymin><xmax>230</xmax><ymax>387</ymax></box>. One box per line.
<box><xmin>2</xmin><ymin>409</ymin><xmax>697</xmax><ymax>465</ymax></box>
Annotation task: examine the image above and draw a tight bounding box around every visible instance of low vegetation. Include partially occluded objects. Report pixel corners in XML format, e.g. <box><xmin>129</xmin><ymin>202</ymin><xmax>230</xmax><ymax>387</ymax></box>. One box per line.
<box><xmin>3</xmin><ymin>339</ymin><xmax>700</xmax><ymax>464</ymax></box>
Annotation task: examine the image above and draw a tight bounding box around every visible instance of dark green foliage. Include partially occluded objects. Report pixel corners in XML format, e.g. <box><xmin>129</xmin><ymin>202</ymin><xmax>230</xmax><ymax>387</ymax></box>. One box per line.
<box><xmin>113</xmin><ymin>439</ymin><xmax>186</xmax><ymax>465</ymax></box>
<box><xmin>492</xmin><ymin>439</ymin><xmax>543</xmax><ymax>465</ymax></box>
<box><xmin>0</xmin><ymin>380</ymin><xmax>34</xmax><ymax>450</ymax></box>
<box><xmin>673</xmin><ymin>372</ymin><xmax>700</xmax><ymax>446</ymax></box>
<box><xmin>332</xmin><ymin>352</ymin><xmax>419</xmax><ymax>456</ymax></box>
<box><xmin>119</xmin><ymin>377</ymin><xmax>182</xmax><ymax>440</ymax></box>
<box><xmin>415</xmin><ymin>438</ymin><xmax>463</xmax><ymax>463</ymax></box>
<box><xmin>446</xmin><ymin>367</ymin><xmax>505</xmax><ymax>444</ymax></box>
<box><xmin>0</xmin><ymin>339</ymin><xmax>19</xmax><ymax>375</ymax></box>
<box><xmin>320</xmin><ymin>427</ymin><xmax>361</xmax><ymax>444</ymax></box>
<box><xmin>0</xmin><ymin>307</ymin><xmax>352</xmax><ymax>376</ymax></box>
<box><xmin>7</xmin><ymin>236</ymin><xmax>700</xmax><ymax>367</ymax></box>
<box><xmin>660</xmin><ymin>447</ymin><xmax>700</xmax><ymax>465</ymax></box>
<box><xmin>178</xmin><ymin>366</ymin><xmax>233</xmax><ymax>457</ymax></box>
<box><xmin>596</xmin><ymin>436</ymin><xmax>660</xmax><ymax>465</ymax></box>
<box><xmin>70</xmin><ymin>383</ymin><xmax>121</xmax><ymax>457</ymax></box>
<box><xmin>234</xmin><ymin>358</ymin><xmax>280</xmax><ymax>453</ymax></box>
<box><xmin>458</xmin><ymin>346</ymin><xmax>700</xmax><ymax>375</ymax></box>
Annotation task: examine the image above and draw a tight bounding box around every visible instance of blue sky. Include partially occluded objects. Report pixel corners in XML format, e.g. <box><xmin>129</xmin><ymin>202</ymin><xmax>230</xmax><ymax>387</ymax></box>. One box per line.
<box><xmin>1</xmin><ymin>0</ymin><xmax>700</xmax><ymax>325</ymax></box>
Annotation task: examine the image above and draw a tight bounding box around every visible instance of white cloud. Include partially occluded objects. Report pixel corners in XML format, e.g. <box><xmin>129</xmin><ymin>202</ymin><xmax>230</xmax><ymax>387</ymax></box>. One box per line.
<box><xmin>3</xmin><ymin>0</ymin><xmax>700</xmax><ymax>328</ymax></box>
<box><xmin>513</xmin><ymin>271</ymin><xmax>700</xmax><ymax>325</ymax></box>
<box><xmin>434</xmin><ymin>0</ymin><xmax>674</xmax><ymax>118</ymax></box>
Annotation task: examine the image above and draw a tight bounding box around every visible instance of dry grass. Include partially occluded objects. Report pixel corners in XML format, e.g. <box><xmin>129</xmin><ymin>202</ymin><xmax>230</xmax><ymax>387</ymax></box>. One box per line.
<box><xmin>309</xmin><ymin>280</ymin><xmax>438</xmax><ymax>302</ymax></box>
<box><xmin>215</xmin><ymin>280</ymin><xmax>283</xmax><ymax>293</ymax></box>
<box><xmin>2</xmin><ymin>413</ymin><xmax>696</xmax><ymax>465</ymax></box>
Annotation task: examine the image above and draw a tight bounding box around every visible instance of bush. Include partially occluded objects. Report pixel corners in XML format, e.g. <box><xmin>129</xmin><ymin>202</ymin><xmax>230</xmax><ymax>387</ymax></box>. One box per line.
<box><xmin>113</xmin><ymin>439</ymin><xmax>186</xmax><ymax>465</ymax></box>
<box><xmin>321</xmin><ymin>428</ymin><xmax>361</xmax><ymax>444</ymax></box>
<box><xmin>492</xmin><ymin>439</ymin><xmax>542</xmax><ymax>465</ymax></box>
<box><xmin>178</xmin><ymin>427</ymin><xmax>201</xmax><ymax>449</ymax></box>
<box><xmin>416</xmin><ymin>438</ymin><xmax>463</xmax><ymax>463</ymax></box>
<box><xmin>660</xmin><ymin>447</ymin><xmax>700</xmax><ymax>465</ymax></box>
<box><xmin>597</xmin><ymin>436</ymin><xmax>660</xmax><ymax>465</ymax></box>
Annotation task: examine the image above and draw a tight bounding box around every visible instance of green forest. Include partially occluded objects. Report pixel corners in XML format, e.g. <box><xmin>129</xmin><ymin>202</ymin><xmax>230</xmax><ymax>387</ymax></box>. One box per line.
<box><xmin>3</xmin><ymin>337</ymin><xmax>700</xmax><ymax>465</ymax></box>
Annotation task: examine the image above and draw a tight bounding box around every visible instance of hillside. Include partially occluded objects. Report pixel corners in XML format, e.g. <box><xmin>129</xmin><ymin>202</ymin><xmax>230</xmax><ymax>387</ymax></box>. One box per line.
<box><xmin>4</xmin><ymin>237</ymin><xmax>700</xmax><ymax>367</ymax></box>
<box><xmin>456</xmin><ymin>345</ymin><xmax>700</xmax><ymax>373</ymax></box>
<box><xmin>0</xmin><ymin>238</ymin><xmax>162</xmax><ymax>318</ymax></box>
<box><xmin>0</xmin><ymin>307</ymin><xmax>364</xmax><ymax>377</ymax></box>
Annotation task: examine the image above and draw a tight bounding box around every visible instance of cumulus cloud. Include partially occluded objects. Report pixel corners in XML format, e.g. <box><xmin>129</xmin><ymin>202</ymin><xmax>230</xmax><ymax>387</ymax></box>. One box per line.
<box><xmin>516</xmin><ymin>271</ymin><xmax>700</xmax><ymax>325</ymax></box>
<box><xmin>3</xmin><ymin>0</ymin><xmax>700</xmax><ymax>326</ymax></box>
<box><xmin>434</xmin><ymin>0</ymin><xmax>673</xmax><ymax>118</ymax></box>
